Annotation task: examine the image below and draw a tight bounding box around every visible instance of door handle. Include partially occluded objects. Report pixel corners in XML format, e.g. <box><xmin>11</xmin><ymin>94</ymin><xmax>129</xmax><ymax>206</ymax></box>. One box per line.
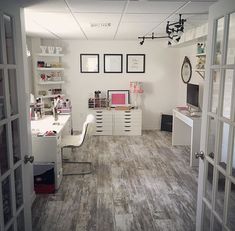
<box><xmin>24</xmin><ymin>155</ymin><xmax>34</xmax><ymax>164</ymax></box>
<box><xmin>195</xmin><ymin>151</ymin><xmax>205</xmax><ymax>160</ymax></box>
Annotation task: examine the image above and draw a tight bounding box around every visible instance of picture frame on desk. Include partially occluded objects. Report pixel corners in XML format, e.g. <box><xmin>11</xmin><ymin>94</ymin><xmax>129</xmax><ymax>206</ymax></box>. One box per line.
<box><xmin>107</xmin><ymin>90</ymin><xmax>130</xmax><ymax>107</ymax></box>
<box><xmin>80</xmin><ymin>54</ymin><xmax>99</xmax><ymax>73</ymax></box>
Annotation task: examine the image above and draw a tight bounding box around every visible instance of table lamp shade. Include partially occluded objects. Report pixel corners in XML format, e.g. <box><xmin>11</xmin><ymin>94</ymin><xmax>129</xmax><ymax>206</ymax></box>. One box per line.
<box><xmin>130</xmin><ymin>82</ymin><xmax>144</xmax><ymax>94</ymax></box>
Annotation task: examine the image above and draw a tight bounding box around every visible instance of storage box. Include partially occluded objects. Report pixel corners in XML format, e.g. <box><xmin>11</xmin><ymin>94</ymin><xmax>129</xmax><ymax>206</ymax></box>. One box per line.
<box><xmin>33</xmin><ymin>163</ymin><xmax>55</xmax><ymax>194</ymax></box>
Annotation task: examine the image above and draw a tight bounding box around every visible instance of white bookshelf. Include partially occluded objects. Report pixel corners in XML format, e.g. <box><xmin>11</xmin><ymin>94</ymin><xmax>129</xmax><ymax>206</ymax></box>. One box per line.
<box><xmin>37</xmin><ymin>67</ymin><xmax>64</xmax><ymax>71</ymax></box>
<box><xmin>36</xmin><ymin>53</ymin><xmax>64</xmax><ymax>57</ymax></box>
<box><xmin>38</xmin><ymin>81</ymin><xmax>65</xmax><ymax>85</ymax></box>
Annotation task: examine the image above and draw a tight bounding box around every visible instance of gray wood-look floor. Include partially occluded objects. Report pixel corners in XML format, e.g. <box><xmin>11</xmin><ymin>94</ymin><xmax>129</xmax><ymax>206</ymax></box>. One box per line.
<box><xmin>32</xmin><ymin>131</ymin><xmax>198</xmax><ymax>231</ymax></box>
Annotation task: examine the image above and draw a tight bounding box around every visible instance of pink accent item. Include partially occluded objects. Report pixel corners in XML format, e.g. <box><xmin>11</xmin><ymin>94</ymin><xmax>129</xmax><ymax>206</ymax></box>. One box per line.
<box><xmin>112</xmin><ymin>94</ymin><xmax>126</xmax><ymax>105</ymax></box>
<box><xmin>129</xmin><ymin>82</ymin><xmax>144</xmax><ymax>93</ymax></box>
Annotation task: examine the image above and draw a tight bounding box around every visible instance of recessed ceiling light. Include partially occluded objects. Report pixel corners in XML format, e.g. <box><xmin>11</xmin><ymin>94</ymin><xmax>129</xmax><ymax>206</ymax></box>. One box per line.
<box><xmin>90</xmin><ymin>23</ymin><xmax>111</xmax><ymax>28</ymax></box>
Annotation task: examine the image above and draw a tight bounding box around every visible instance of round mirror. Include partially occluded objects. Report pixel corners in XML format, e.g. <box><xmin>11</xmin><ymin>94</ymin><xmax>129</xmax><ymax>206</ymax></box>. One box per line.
<box><xmin>181</xmin><ymin>56</ymin><xmax>192</xmax><ymax>84</ymax></box>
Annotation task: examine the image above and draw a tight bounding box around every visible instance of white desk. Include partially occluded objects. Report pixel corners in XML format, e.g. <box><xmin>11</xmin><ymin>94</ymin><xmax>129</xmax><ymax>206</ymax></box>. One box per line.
<box><xmin>172</xmin><ymin>109</ymin><xmax>201</xmax><ymax>167</ymax></box>
<box><xmin>31</xmin><ymin>115</ymin><xmax>71</xmax><ymax>189</ymax></box>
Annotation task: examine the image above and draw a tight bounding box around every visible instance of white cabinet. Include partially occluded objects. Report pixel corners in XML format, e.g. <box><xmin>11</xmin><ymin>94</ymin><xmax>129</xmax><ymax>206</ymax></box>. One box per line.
<box><xmin>31</xmin><ymin>115</ymin><xmax>71</xmax><ymax>189</ymax></box>
<box><xmin>91</xmin><ymin>109</ymin><xmax>142</xmax><ymax>136</ymax></box>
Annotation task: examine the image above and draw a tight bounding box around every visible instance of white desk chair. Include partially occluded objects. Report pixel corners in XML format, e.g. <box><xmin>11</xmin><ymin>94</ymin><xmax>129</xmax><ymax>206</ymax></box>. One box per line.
<box><xmin>61</xmin><ymin>114</ymin><xmax>95</xmax><ymax>176</ymax></box>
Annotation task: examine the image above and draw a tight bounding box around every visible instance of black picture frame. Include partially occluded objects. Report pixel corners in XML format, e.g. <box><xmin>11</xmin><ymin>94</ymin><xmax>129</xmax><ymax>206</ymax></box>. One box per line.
<box><xmin>104</xmin><ymin>54</ymin><xmax>123</xmax><ymax>73</ymax></box>
<box><xmin>126</xmin><ymin>54</ymin><xmax>145</xmax><ymax>73</ymax></box>
<box><xmin>80</xmin><ymin>54</ymin><xmax>99</xmax><ymax>73</ymax></box>
<box><xmin>181</xmin><ymin>56</ymin><xmax>192</xmax><ymax>84</ymax></box>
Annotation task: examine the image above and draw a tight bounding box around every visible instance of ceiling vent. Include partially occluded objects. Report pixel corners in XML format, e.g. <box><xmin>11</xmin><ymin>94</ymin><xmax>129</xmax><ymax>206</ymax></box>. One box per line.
<box><xmin>90</xmin><ymin>23</ymin><xmax>111</xmax><ymax>28</ymax></box>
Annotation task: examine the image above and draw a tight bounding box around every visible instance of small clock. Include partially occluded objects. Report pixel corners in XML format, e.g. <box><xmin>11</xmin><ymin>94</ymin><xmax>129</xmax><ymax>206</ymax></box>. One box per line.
<box><xmin>181</xmin><ymin>56</ymin><xmax>192</xmax><ymax>84</ymax></box>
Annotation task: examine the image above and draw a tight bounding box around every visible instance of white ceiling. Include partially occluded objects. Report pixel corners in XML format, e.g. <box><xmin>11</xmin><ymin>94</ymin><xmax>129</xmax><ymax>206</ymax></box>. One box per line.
<box><xmin>21</xmin><ymin>0</ymin><xmax>218</xmax><ymax>40</ymax></box>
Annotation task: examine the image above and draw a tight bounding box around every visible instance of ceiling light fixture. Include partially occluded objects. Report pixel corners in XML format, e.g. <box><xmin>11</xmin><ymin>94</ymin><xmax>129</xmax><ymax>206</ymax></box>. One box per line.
<box><xmin>138</xmin><ymin>14</ymin><xmax>186</xmax><ymax>46</ymax></box>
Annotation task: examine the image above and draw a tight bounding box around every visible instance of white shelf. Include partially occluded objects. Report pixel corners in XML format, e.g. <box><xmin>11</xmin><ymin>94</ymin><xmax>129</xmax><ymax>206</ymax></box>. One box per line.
<box><xmin>36</xmin><ymin>53</ymin><xmax>64</xmax><ymax>57</ymax></box>
<box><xmin>38</xmin><ymin>81</ymin><xmax>65</xmax><ymax>85</ymax></box>
<box><xmin>40</xmin><ymin>94</ymin><xmax>65</xmax><ymax>99</ymax></box>
<box><xmin>194</xmin><ymin>68</ymin><xmax>205</xmax><ymax>72</ymax></box>
<box><xmin>196</xmin><ymin>53</ymin><xmax>206</xmax><ymax>57</ymax></box>
<box><xmin>37</xmin><ymin>67</ymin><xmax>64</xmax><ymax>71</ymax></box>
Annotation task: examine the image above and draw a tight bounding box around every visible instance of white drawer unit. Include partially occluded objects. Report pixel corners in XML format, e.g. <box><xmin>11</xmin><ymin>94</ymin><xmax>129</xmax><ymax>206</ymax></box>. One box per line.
<box><xmin>114</xmin><ymin>110</ymin><xmax>142</xmax><ymax>136</ymax></box>
<box><xmin>91</xmin><ymin>110</ymin><xmax>113</xmax><ymax>135</ymax></box>
<box><xmin>90</xmin><ymin>109</ymin><xmax>142</xmax><ymax>136</ymax></box>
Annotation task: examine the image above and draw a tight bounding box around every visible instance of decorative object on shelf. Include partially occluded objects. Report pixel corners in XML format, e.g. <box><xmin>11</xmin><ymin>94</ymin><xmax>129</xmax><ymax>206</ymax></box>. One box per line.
<box><xmin>138</xmin><ymin>14</ymin><xmax>186</xmax><ymax>46</ymax></box>
<box><xmin>104</xmin><ymin>54</ymin><xmax>123</xmax><ymax>73</ymax></box>
<box><xmin>39</xmin><ymin>46</ymin><xmax>63</xmax><ymax>55</ymax></box>
<box><xmin>115</xmin><ymin>106</ymin><xmax>132</xmax><ymax>110</ymax></box>
<box><xmin>126</xmin><ymin>54</ymin><xmax>145</xmax><ymax>73</ymax></box>
<box><xmin>88</xmin><ymin>98</ymin><xmax>109</xmax><ymax>109</ymax></box>
<box><xmin>196</xmin><ymin>56</ymin><xmax>206</xmax><ymax>70</ymax></box>
<box><xmin>197</xmin><ymin>43</ymin><xmax>205</xmax><ymax>54</ymax></box>
<box><xmin>181</xmin><ymin>56</ymin><xmax>192</xmax><ymax>84</ymax></box>
<box><xmin>130</xmin><ymin>81</ymin><xmax>144</xmax><ymax>109</ymax></box>
<box><xmin>107</xmin><ymin>90</ymin><xmax>130</xmax><ymax>108</ymax></box>
<box><xmin>80</xmin><ymin>54</ymin><xmax>99</xmax><ymax>73</ymax></box>
<box><xmin>94</xmin><ymin>90</ymin><xmax>101</xmax><ymax>98</ymax></box>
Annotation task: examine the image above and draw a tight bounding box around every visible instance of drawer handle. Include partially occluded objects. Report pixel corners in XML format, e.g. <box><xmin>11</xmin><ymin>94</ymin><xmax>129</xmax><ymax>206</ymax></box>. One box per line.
<box><xmin>96</xmin><ymin>111</ymin><xmax>103</xmax><ymax>113</ymax></box>
<box><xmin>125</xmin><ymin>121</ymin><xmax>131</xmax><ymax>123</ymax></box>
<box><xmin>97</xmin><ymin>126</ymin><xmax>103</xmax><ymax>128</ymax></box>
<box><xmin>96</xmin><ymin>118</ymin><xmax>102</xmax><ymax>120</ymax></box>
<box><xmin>125</xmin><ymin>126</ymin><xmax>131</xmax><ymax>128</ymax></box>
<box><xmin>124</xmin><ymin>130</ymin><xmax>131</xmax><ymax>132</ymax></box>
<box><xmin>97</xmin><ymin>121</ymin><xmax>103</xmax><ymax>124</ymax></box>
<box><xmin>96</xmin><ymin>130</ymin><xmax>103</xmax><ymax>132</ymax></box>
<box><xmin>96</xmin><ymin>115</ymin><xmax>102</xmax><ymax>117</ymax></box>
<box><xmin>125</xmin><ymin>118</ymin><xmax>131</xmax><ymax>120</ymax></box>
<box><xmin>125</xmin><ymin>111</ymin><xmax>131</xmax><ymax>113</ymax></box>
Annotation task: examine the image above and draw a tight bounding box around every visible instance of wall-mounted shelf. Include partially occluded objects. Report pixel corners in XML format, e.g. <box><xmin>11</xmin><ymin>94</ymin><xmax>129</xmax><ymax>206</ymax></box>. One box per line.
<box><xmin>36</xmin><ymin>53</ymin><xmax>64</xmax><ymax>57</ymax></box>
<box><xmin>38</xmin><ymin>81</ymin><xmax>65</xmax><ymax>85</ymax></box>
<box><xmin>37</xmin><ymin>67</ymin><xmax>64</xmax><ymax>71</ymax></box>
<box><xmin>196</xmin><ymin>53</ymin><xmax>206</xmax><ymax>57</ymax></box>
<box><xmin>40</xmin><ymin>94</ymin><xmax>65</xmax><ymax>99</ymax></box>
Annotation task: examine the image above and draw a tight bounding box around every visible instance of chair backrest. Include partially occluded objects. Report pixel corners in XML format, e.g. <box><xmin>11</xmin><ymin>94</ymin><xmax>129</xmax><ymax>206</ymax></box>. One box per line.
<box><xmin>79</xmin><ymin>114</ymin><xmax>95</xmax><ymax>146</ymax></box>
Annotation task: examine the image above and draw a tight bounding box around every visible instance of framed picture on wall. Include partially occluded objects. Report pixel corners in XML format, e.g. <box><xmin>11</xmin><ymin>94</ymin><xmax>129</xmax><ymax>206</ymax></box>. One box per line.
<box><xmin>104</xmin><ymin>54</ymin><xmax>123</xmax><ymax>73</ymax></box>
<box><xmin>80</xmin><ymin>54</ymin><xmax>99</xmax><ymax>73</ymax></box>
<box><xmin>126</xmin><ymin>54</ymin><xmax>145</xmax><ymax>73</ymax></box>
<box><xmin>107</xmin><ymin>90</ymin><xmax>130</xmax><ymax>107</ymax></box>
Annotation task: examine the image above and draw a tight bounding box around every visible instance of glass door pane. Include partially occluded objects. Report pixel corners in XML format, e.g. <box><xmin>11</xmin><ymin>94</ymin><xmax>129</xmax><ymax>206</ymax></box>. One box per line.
<box><xmin>215</xmin><ymin>171</ymin><xmax>226</xmax><ymax>218</ymax></box>
<box><xmin>207</xmin><ymin>116</ymin><xmax>217</xmax><ymax>159</ymax></box>
<box><xmin>3</xmin><ymin>14</ymin><xmax>15</xmax><ymax>64</ymax></box>
<box><xmin>219</xmin><ymin>123</ymin><xmax>230</xmax><ymax>170</ymax></box>
<box><xmin>232</xmin><ymin>132</ymin><xmax>235</xmax><ymax>178</ymax></box>
<box><xmin>11</xmin><ymin>119</ymin><xmax>21</xmax><ymax>163</ymax></box>
<box><xmin>226</xmin><ymin>12</ymin><xmax>235</xmax><ymax>64</ymax></box>
<box><xmin>0</xmin><ymin>69</ymin><xmax>6</xmax><ymax>120</ymax></box>
<box><xmin>210</xmin><ymin>70</ymin><xmax>220</xmax><ymax>114</ymax></box>
<box><xmin>227</xmin><ymin>181</ymin><xmax>235</xmax><ymax>230</ymax></box>
<box><xmin>222</xmin><ymin>70</ymin><xmax>234</xmax><ymax>119</ymax></box>
<box><xmin>17</xmin><ymin>210</ymin><xmax>25</xmax><ymax>231</ymax></box>
<box><xmin>8</xmin><ymin>69</ymin><xmax>18</xmax><ymax>115</ymax></box>
<box><xmin>2</xmin><ymin>176</ymin><xmax>12</xmax><ymax>225</ymax></box>
<box><xmin>0</xmin><ymin>125</ymin><xmax>9</xmax><ymax>175</ymax></box>
<box><xmin>205</xmin><ymin>162</ymin><xmax>214</xmax><ymax>202</ymax></box>
<box><xmin>214</xmin><ymin>18</ymin><xmax>224</xmax><ymax>65</ymax></box>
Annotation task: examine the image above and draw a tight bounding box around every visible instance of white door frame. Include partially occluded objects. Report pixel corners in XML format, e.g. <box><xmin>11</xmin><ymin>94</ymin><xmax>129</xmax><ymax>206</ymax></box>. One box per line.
<box><xmin>0</xmin><ymin>0</ymin><xmax>33</xmax><ymax>230</ymax></box>
<box><xmin>196</xmin><ymin>0</ymin><xmax>235</xmax><ymax>230</ymax></box>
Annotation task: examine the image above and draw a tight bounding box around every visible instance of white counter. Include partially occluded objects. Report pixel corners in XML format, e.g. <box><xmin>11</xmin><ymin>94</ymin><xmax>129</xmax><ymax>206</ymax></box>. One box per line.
<box><xmin>31</xmin><ymin>115</ymin><xmax>70</xmax><ymax>135</ymax></box>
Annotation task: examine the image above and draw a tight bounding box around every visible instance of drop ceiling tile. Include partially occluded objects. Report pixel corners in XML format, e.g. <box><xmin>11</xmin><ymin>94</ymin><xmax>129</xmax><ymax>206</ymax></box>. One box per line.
<box><xmin>24</xmin><ymin>18</ymin><xmax>56</xmax><ymax>38</ymax></box>
<box><xmin>25</xmin><ymin>11</ymin><xmax>85</xmax><ymax>39</ymax></box>
<box><xmin>19</xmin><ymin>0</ymin><xmax>69</xmax><ymax>12</ymax></box>
<box><xmin>179</xmin><ymin>1</ymin><xmax>215</xmax><ymax>14</ymax></box>
<box><xmin>122</xmin><ymin>13</ymin><xmax>169</xmax><ymax>23</ymax></box>
<box><xmin>116</xmin><ymin>22</ymin><xmax>158</xmax><ymax>39</ymax></box>
<box><xmin>74</xmin><ymin>13</ymin><xmax>120</xmax><ymax>39</ymax></box>
<box><xmin>67</xmin><ymin>0</ymin><xmax>126</xmax><ymax>13</ymax></box>
<box><xmin>126</xmin><ymin>1</ymin><xmax>185</xmax><ymax>14</ymax></box>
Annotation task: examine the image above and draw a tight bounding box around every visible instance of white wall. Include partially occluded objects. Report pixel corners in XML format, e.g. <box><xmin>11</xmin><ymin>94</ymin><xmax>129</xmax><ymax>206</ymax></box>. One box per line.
<box><xmin>176</xmin><ymin>44</ymin><xmax>205</xmax><ymax>109</ymax></box>
<box><xmin>38</xmin><ymin>39</ymin><xmax>181</xmax><ymax>130</ymax></box>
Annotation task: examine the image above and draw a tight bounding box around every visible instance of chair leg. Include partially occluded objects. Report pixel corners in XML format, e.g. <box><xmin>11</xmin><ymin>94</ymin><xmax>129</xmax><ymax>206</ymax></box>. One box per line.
<box><xmin>61</xmin><ymin>147</ymin><xmax>92</xmax><ymax>176</ymax></box>
<box><xmin>63</xmin><ymin>161</ymin><xmax>92</xmax><ymax>176</ymax></box>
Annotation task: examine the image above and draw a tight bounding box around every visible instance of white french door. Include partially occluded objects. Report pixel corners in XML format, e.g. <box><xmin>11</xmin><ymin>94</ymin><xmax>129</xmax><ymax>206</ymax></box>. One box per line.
<box><xmin>196</xmin><ymin>0</ymin><xmax>235</xmax><ymax>230</ymax></box>
<box><xmin>0</xmin><ymin>2</ymin><xmax>32</xmax><ymax>231</ymax></box>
